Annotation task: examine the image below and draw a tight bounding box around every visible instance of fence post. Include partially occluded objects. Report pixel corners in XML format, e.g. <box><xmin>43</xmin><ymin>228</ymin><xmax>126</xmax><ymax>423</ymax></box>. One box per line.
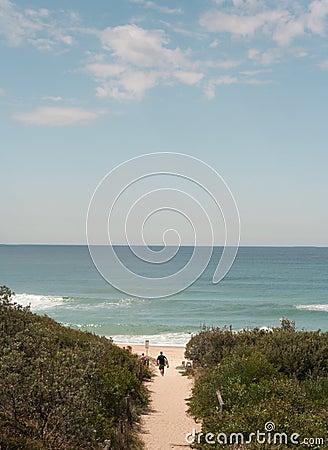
<box><xmin>216</xmin><ymin>389</ymin><xmax>224</xmax><ymax>415</ymax></box>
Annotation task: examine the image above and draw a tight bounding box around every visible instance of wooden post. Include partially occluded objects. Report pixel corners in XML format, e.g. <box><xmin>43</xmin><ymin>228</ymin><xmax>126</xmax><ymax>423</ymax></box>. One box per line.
<box><xmin>145</xmin><ymin>339</ymin><xmax>149</xmax><ymax>357</ymax></box>
<box><xmin>216</xmin><ymin>389</ymin><xmax>224</xmax><ymax>415</ymax></box>
<box><xmin>124</xmin><ymin>397</ymin><xmax>132</xmax><ymax>449</ymax></box>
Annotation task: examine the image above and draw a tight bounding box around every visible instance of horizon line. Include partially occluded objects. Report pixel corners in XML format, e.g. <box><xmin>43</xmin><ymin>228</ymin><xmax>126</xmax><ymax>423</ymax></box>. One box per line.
<box><xmin>1</xmin><ymin>243</ymin><xmax>328</xmax><ymax>248</ymax></box>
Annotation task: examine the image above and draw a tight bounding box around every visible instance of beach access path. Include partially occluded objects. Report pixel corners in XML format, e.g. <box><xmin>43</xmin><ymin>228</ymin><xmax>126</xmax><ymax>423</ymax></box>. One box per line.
<box><xmin>125</xmin><ymin>345</ymin><xmax>199</xmax><ymax>450</ymax></box>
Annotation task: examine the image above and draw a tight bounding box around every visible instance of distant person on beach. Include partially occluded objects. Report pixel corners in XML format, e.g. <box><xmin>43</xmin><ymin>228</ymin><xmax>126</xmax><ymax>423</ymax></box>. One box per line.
<box><xmin>156</xmin><ymin>351</ymin><xmax>169</xmax><ymax>376</ymax></box>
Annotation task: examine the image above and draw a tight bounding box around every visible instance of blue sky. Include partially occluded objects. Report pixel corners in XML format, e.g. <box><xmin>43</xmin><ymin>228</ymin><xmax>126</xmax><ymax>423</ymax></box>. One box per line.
<box><xmin>1</xmin><ymin>0</ymin><xmax>327</xmax><ymax>245</ymax></box>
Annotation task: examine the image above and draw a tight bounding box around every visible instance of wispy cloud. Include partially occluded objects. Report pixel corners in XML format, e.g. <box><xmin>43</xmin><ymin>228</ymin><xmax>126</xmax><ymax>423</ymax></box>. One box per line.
<box><xmin>200</xmin><ymin>9</ymin><xmax>286</xmax><ymax>38</ymax></box>
<box><xmin>2</xmin><ymin>0</ymin><xmax>325</xmax><ymax>107</ymax></box>
<box><xmin>0</xmin><ymin>0</ymin><xmax>77</xmax><ymax>50</ymax></box>
<box><xmin>240</xmin><ymin>68</ymin><xmax>273</xmax><ymax>76</ymax></box>
<box><xmin>95</xmin><ymin>70</ymin><xmax>158</xmax><ymax>101</ymax></box>
<box><xmin>205</xmin><ymin>70</ymin><xmax>273</xmax><ymax>99</ymax></box>
<box><xmin>200</xmin><ymin>0</ymin><xmax>328</xmax><ymax>46</ymax></box>
<box><xmin>169</xmin><ymin>26</ymin><xmax>206</xmax><ymax>39</ymax></box>
<box><xmin>41</xmin><ymin>96</ymin><xmax>64</xmax><ymax>102</ymax></box>
<box><xmin>12</xmin><ymin>106</ymin><xmax>106</xmax><ymax>126</ymax></box>
<box><xmin>85</xmin><ymin>63</ymin><xmax>127</xmax><ymax>78</ymax></box>
<box><xmin>213</xmin><ymin>75</ymin><xmax>239</xmax><ymax>85</ymax></box>
<box><xmin>206</xmin><ymin>59</ymin><xmax>242</xmax><ymax>69</ymax></box>
<box><xmin>209</xmin><ymin>39</ymin><xmax>219</xmax><ymax>48</ymax></box>
<box><xmin>248</xmin><ymin>48</ymin><xmax>281</xmax><ymax>65</ymax></box>
<box><xmin>243</xmin><ymin>78</ymin><xmax>272</xmax><ymax>85</ymax></box>
<box><xmin>129</xmin><ymin>0</ymin><xmax>182</xmax><ymax>15</ymax></box>
<box><xmin>205</xmin><ymin>75</ymin><xmax>238</xmax><ymax>100</ymax></box>
<box><xmin>0</xmin><ymin>0</ymin><xmax>43</xmax><ymax>46</ymax></box>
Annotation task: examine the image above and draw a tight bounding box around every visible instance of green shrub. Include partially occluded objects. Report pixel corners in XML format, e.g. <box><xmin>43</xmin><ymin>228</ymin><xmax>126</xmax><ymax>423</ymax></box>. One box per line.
<box><xmin>0</xmin><ymin>286</ymin><xmax>149</xmax><ymax>450</ymax></box>
<box><xmin>186</xmin><ymin>325</ymin><xmax>328</xmax><ymax>449</ymax></box>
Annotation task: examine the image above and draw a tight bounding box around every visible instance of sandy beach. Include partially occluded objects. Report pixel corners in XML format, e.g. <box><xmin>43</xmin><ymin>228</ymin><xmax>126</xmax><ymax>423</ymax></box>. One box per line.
<box><xmin>120</xmin><ymin>344</ymin><xmax>199</xmax><ymax>450</ymax></box>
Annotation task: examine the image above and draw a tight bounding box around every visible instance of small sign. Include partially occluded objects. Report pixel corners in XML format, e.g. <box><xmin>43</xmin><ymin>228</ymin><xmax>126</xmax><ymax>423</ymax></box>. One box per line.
<box><xmin>145</xmin><ymin>339</ymin><xmax>149</xmax><ymax>349</ymax></box>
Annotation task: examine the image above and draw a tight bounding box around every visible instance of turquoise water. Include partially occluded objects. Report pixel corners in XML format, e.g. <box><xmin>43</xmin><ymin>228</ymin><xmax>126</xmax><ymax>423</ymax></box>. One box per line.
<box><xmin>0</xmin><ymin>245</ymin><xmax>327</xmax><ymax>345</ymax></box>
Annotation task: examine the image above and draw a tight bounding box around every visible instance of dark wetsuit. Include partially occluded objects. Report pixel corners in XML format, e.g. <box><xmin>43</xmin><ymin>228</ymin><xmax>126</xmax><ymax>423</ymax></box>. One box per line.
<box><xmin>157</xmin><ymin>354</ymin><xmax>167</xmax><ymax>370</ymax></box>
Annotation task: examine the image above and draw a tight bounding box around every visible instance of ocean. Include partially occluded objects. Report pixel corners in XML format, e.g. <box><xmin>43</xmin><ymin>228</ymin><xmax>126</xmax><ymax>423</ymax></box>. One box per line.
<box><xmin>0</xmin><ymin>245</ymin><xmax>327</xmax><ymax>346</ymax></box>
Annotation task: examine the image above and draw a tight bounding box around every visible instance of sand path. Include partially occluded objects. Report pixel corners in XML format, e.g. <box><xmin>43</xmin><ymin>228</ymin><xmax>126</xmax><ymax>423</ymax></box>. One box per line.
<box><xmin>127</xmin><ymin>346</ymin><xmax>198</xmax><ymax>450</ymax></box>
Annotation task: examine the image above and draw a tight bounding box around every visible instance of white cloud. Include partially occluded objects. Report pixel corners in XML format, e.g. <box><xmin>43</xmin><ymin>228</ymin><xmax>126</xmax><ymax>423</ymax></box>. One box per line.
<box><xmin>58</xmin><ymin>35</ymin><xmax>74</xmax><ymax>45</ymax></box>
<box><xmin>231</xmin><ymin>0</ymin><xmax>264</xmax><ymax>11</ymax></box>
<box><xmin>243</xmin><ymin>78</ymin><xmax>272</xmax><ymax>85</ymax></box>
<box><xmin>204</xmin><ymin>76</ymin><xmax>238</xmax><ymax>99</ymax></box>
<box><xmin>210</xmin><ymin>39</ymin><xmax>219</xmax><ymax>48</ymax></box>
<box><xmin>0</xmin><ymin>88</ymin><xmax>6</xmax><ymax>95</ymax></box>
<box><xmin>25</xmin><ymin>8</ymin><xmax>49</xmax><ymax>18</ymax></box>
<box><xmin>240</xmin><ymin>68</ymin><xmax>273</xmax><ymax>85</ymax></box>
<box><xmin>173</xmin><ymin>71</ymin><xmax>204</xmax><ymax>85</ymax></box>
<box><xmin>100</xmin><ymin>24</ymin><xmax>187</xmax><ymax>68</ymax></box>
<box><xmin>41</xmin><ymin>96</ymin><xmax>64</xmax><ymax>102</ymax></box>
<box><xmin>86</xmin><ymin>19</ymin><xmax>279</xmax><ymax>102</ymax></box>
<box><xmin>27</xmin><ymin>38</ymin><xmax>54</xmax><ymax>51</ymax></box>
<box><xmin>66</xmin><ymin>4</ymin><xmax>328</xmax><ymax>105</ymax></box>
<box><xmin>206</xmin><ymin>59</ymin><xmax>242</xmax><ymax>69</ymax></box>
<box><xmin>240</xmin><ymin>68</ymin><xmax>272</xmax><ymax>76</ymax></box>
<box><xmin>85</xmin><ymin>63</ymin><xmax>127</xmax><ymax>78</ymax></box>
<box><xmin>0</xmin><ymin>0</ymin><xmax>77</xmax><ymax>50</ymax></box>
<box><xmin>214</xmin><ymin>75</ymin><xmax>239</xmax><ymax>85</ymax></box>
<box><xmin>200</xmin><ymin>9</ymin><xmax>286</xmax><ymax>37</ymax></box>
<box><xmin>248</xmin><ymin>48</ymin><xmax>280</xmax><ymax>65</ymax></box>
<box><xmin>0</xmin><ymin>0</ymin><xmax>42</xmax><ymax>45</ymax></box>
<box><xmin>200</xmin><ymin>0</ymin><xmax>328</xmax><ymax>47</ymax></box>
<box><xmin>129</xmin><ymin>0</ymin><xmax>182</xmax><ymax>15</ymax></box>
<box><xmin>12</xmin><ymin>106</ymin><xmax>105</xmax><ymax>126</ymax></box>
<box><xmin>307</xmin><ymin>0</ymin><xmax>328</xmax><ymax>35</ymax></box>
<box><xmin>204</xmin><ymin>84</ymin><xmax>216</xmax><ymax>100</ymax></box>
<box><xmin>161</xmin><ymin>21</ymin><xmax>207</xmax><ymax>39</ymax></box>
<box><xmin>273</xmin><ymin>17</ymin><xmax>305</xmax><ymax>45</ymax></box>
<box><xmin>204</xmin><ymin>66</ymin><xmax>274</xmax><ymax>99</ymax></box>
<box><xmin>96</xmin><ymin>70</ymin><xmax>158</xmax><ymax>100</ymax></box>
<box><xmin>83</xmin><ymin>24</ymin><xmax>207</xmax><ymax>100</ymax></box>
<box><xmin>83</xmin><ymin>52</ymin><xmax>107</xmax><ymax>64</ymax></box>
<box><xmin>114</xmin><ymin>70</ymin><xmax>157</xmax><ymax>98</ymax></box>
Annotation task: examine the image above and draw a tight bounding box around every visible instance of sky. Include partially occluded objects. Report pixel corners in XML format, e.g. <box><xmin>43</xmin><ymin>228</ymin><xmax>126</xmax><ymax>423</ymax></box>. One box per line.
<box><xmin>0</xmin><ymin>0</ymin><xmax>327</xmax><ymax>246</ymax></box>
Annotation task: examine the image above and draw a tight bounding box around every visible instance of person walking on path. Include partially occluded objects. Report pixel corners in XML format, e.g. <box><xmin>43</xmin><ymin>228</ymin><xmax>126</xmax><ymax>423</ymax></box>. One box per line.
<box><xmin>156</xmin><ymin>351</ymin><xmax>169</xmax><ymax>376</ymax></box>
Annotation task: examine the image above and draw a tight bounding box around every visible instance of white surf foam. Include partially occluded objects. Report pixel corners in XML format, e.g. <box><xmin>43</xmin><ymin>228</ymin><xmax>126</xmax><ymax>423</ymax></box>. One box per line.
<box><xmin>111</xmin><ymin>332</ymin><xmax>193</xmax><ymax>347</ymax></box>
<box><xmin>61</xmin><ymin>322</ymin><xmax>103</xmax><ymax>330</ymax></box>
<box><xmin>12</xmin><ymin>295</ymin><xmax>148</xmax><ymax>312</ymax></box>
<box><xmin>295</xmin><ymin>304</ymin><xmax>328</xmax><ymax>312</ymax></box>
<box><xmin>14</xmin><ymin>293</ymin><xmax>69</xmax><ymax>311</ymax></box>
<box><xmin>64</xmin><ymin>297</ymin><xmax>149</xmax><ymax>311</ymax></box>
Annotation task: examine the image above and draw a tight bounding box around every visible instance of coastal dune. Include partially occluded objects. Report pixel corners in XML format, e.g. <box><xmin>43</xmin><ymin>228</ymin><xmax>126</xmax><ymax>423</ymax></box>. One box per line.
<box><xmin>124</xmin><ymin>345</ymin><xmax>199</xmax><ymax>450</ymax></box>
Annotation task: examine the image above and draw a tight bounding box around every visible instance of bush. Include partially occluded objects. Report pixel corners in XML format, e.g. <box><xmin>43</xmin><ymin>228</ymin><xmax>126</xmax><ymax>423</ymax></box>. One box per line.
<box><xmin>186</xmin><ymin>325</ymin><xmax>328</xmax><ymax>449</ymax></box>
<box><xmin>0</xmin><ymin>286</ymin><xmax>149</xmax><ymax>450</ymax></box>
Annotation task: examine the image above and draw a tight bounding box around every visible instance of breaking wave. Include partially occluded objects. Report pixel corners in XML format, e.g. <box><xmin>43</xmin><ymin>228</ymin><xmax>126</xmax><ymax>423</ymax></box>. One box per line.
<box><xmin>111</xmin><ymin>332</ymin><xmax>193</xmax><ymax>347</ymax></box>
<box><xmin>14</xmin><ymin>293</ymin><xmax>70</xmax><ymax>311</ymax></box>
<box><xmin>295</xmin><ymin>304</ymin><xmax>328</xmax><ymax>312</ymax></box>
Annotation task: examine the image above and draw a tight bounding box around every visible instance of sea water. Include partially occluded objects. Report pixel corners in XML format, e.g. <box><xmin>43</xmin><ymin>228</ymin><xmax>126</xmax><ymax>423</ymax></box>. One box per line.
<box><xmin>0</xmin><ymin>245</ymin><xmax>327</xmax><ymax>346</ymax></box>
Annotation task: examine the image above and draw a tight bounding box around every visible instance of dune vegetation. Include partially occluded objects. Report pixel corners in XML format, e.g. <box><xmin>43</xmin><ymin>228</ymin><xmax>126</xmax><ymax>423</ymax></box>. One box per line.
<box><xmin>185</xmin><ymin>320</ymin><xmax>328</xmax><ymax>449</ymax></box>
<box><xmin>0</xmin><ymin>286</ymin><xmax>150</xmax><ymax>450</ymax></box>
